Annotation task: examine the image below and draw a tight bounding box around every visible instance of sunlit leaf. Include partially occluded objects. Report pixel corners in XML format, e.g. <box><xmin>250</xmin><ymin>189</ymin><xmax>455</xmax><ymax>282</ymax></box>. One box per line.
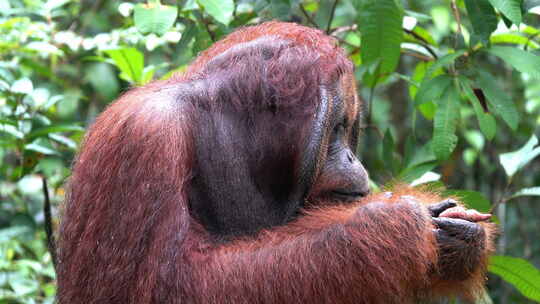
<box><xmin>489</xmin><ymin>256</ymin><xmax>540</xmax><ymax>302</ymax></box>
<box><xmin>104</xmin><ymin>48</ymin><xmax>144</xmax><ymax>84</ymax></box>
<box><xmin>410</xmin><ymin>171</ymin><xmax>441</xmax><ymax>187</ymax></box>
<box><xmin>134</xmin><ymin>2</ymin><xmax>178</xmax><ymax>36</ymax></box>
<box><xmin>9</xmin><ymin>276</ymin><xmax>39</xmax><ymax>296</ymax></box>
<box><xmin>49</xmin><ymin>133</ymin><xmax>77</xmax><ymax>149</ymax></box>
<box><xmin>499</xmin><ymin>135</ymin><xmax>540</xmax><ymax>178</ymax></box>
<box><xmin>0</xmin><ymin>124</ymin><xmax>24</xmax><ymax>139</ymax></box>
<box><xmin>399</xmin><ymin>161</ymin><xmax>438</xmax><ymax>182</ymax></box>
<box><xmin>444</xmin><ymin>189</ymin><xmax>491</xmax><ymax>212</ymax></box>
<box><xmin>491</xmin><ymin>34</ymin><xmax>539</xmax><ymax>49</ymax></box>
<box><xmin>197</xmin><ymin>0</ymin><xmax>234</xmax><ymax>25</ymax></box>
<box><xmin>0</xmin><ymin>226</ymin><xmax>33</xmax><ymax>242</ymax></box>
<box><xmin>487</xmin><ymin>0</ymin><xmax>522</xmax><ymax>25</ymax></box>
<box><xmin>11</xmin><ymin>78</ymin><xmax>33</xmax><ymax>94</ymax></box>
<box><xmin>411</xmin><ymin>26</ymin><xmax>437</xmax><ymax>46</ymax></box>
<box><xmin>509</xmin><ymin>187</ymin><xmax>540</xmax><ymax>199</ymax></box>
<box><xmin>25</xmin><ymin>142</ymin><xmax>58</xmax><ymax>155</ymax></box>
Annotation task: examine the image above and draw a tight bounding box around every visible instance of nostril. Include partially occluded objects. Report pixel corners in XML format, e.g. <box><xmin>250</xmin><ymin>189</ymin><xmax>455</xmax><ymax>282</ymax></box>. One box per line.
<box><xmin>360</xmin><ymin>188</ymin><xmax>371</xmax><ymax>197</ymax></box>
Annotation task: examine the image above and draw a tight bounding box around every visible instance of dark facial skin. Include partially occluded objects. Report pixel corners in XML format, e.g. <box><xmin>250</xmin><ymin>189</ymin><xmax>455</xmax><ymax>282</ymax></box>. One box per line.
<box><xmin>188</xmin><ymin>79</ymin><xmax>370</xmax><ymax>239</ymax></box>
<box><xmin>314</xmin><ymin>118</ymin><xmax>370</xmax><ymax>202</ymax></box>
<box><xmin>307</xmin><ymin>83</ymin><xmax>370</xmax><ymax>204</ymax></box>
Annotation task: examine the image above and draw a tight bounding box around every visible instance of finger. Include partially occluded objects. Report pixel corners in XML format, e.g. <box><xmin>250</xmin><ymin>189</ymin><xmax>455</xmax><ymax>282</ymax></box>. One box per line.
<box><xmin>432</xmin><ymin>217</ymin><xmax>483</xmax><ymax>239</ymax></box>
<box><xmin>439</xmin><ymin>207</ymin><xmax>492</xmax><ymax>222</ymax></box>
<box><xmin>428</xmin><ymin>199</ymin><xmax>458</xmax><ymax>217</ymax></box>
<box><xmin>432</xmin><ymin>217</ymin><xmax>471</xmax><ymax>229</ymax></box>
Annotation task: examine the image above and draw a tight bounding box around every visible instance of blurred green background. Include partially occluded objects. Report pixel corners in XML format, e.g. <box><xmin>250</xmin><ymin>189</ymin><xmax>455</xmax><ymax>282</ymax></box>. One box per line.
<box><xmin>1</xmin><ymin>0</ymin><xmax>539</xmax><ymax>303</ymax></box>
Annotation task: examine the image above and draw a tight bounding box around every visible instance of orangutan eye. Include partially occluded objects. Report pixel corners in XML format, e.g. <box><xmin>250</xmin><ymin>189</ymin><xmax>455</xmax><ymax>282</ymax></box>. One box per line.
<box><xmin>334</xmin><ymin>123</ymin><xmax>345</xmax><ymax>134</ymax></box>
<box><xmin>335</xmin><ymin>116</ymin><xmax>349</xmax><ymax>133</ymax></box>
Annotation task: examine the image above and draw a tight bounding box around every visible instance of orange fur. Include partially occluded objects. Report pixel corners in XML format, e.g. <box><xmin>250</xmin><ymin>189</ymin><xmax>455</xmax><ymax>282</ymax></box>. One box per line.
<box><xmin>56</xmin><ymin>22</ymin><xmax>495</xmax><ymax>304</ymax></box>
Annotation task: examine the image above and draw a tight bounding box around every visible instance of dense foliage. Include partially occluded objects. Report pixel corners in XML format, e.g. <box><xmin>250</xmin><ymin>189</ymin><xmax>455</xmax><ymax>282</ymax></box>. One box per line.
<box><xmin>1</xmin><ymin>0</ymin><xmax>539</xmax><ymax>303</ymax></box>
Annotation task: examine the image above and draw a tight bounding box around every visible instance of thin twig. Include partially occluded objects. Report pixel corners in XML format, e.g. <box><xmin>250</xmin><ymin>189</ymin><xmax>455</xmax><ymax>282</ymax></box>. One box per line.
<box><xmin>330</xmin><ymin>24</ymin><xmax>357</xmax><ymax>35</ymax></box>
<box><xmin>193</xmin><ymin>11</ymin><xmax>216</xmax><ymax>42</ymax></box>
<box><xmin>403</xmin><ymin>28</ymin><xmax>438</xmax><ymax>59</ymax></box>
<box><xmin>515</xmin><ymin>203</ymin><xmax>532</xmax><ymax>259</ymax></box>
<box><xmin>334</xmin><ymin>36</ymin><xmax>359</xmax><ymax>49</ymax></box>
<box><xmin>299</xmin><ymin>4</ymin><xmax>318</xmax><ymax>28</ymax></box>
<box><xmin>203</xmin><ymin>20</ymin><xmax>216</xmax><ymax>42</ymax></box>
<box><xmin>525</xmin><ymin>32</ymin><xmax>540</xmax><ymax>51</ymax></box>
<box><xmin>450</xmin><ymin>0</ymin><xmax>462</xmax><ymax>49</ymax></box>
<box><xmin>326</xmin><ymin>0</ymin><xmax>339</xmax><ymax>34</ymax></box>
<box><xmin>366</xmin><ymin>85</ymin><xmax>376</xmax><ymax>126</ymax></box>
<box><xmin>402</xmin><ymin>51</ymin><xmax>433</xmax><ymax>61</ymax></box>
<box><xmin>489</xmin><ymin>179</ymin><xmax>511</xmax><ymax>213</ymax></box>
<box><xmin>42</xmin><ymin>176</ymin><xmax>57</xmax><ymax>269</ymax></box>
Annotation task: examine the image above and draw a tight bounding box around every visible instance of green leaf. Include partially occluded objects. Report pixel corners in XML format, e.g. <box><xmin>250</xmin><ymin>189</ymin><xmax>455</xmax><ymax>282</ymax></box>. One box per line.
<box><xmin>488</xmin><ymin>46</ymin><xmax>540</xmax><ymax>78</ymax></box>
<box><xmin>410</xmin><ymin>62</ymin><xmax>438</xmax><ymax>120</ymax></box>
<box><xmin>410</xmin><ymin>171</ymin><xmax>441</xmax><ymax>186</ymax></box>
<box><xmin>177</xmin><ymin>21</ymin><xmax>197</xmax><ymax>52</ymax></box>
<box><xmin>444</xmin><ymin>190</ymin><xmax>491</xmax><ymax>212</ymax></box>
<box><xmin>9</xmin><ymin>276</ymin><xmax>39</xmax><ymax>296</ymax></box>
<box><xmin>25</xmin><ymin>142</ymin><xmax>59</xmax><ymax>155</ymax></box>
<box><xmin>193</xmin><ymin>24</ymin><xmax>213</xmax><ymax>54</ymax></box>
<box><xmin>27</xmin><ymin>124</ymin><xmax>84</xmax><ymax>140</ymax></box>
<box><xmin>433</xmin><ymin>85</ymin><xmax>460</xmax><ymax>160</ymax></box>
<box><xmin>11</xmin><ymin>78</ymin><xmax>33</xmax><ymax>94</ymax></box>
<box><xmin>489</xmin><ymin>256</ymin><xmax>540</xmax><ymax>302</ymax></box>
<box><xmin>267</xmin><ymin>0</ymin><xmax>292</xmax><ymax>19</ymax></box>
<box><xmin>382</xmin><ymin>129</ymin><xmax>396</xmax><ymax>174</ymax></box>
<box><xmin>0</xmin><ymin>226</ymin><xmax>33</xmax><ymax>242</ymax></box>
<box><xmin>315</xmin><ymin>0</ymin><xmax>335</xmax><ymax>29</ymax></box>
<box><xmin>197</xmin><ymin>0</ymin><xmax>234</xmax><ymax>25</ymax></box>
<box><xmin>459</xmin><ymin>76</ymin><xmax>497</xmax><ymax>140</ymax></box>
<box><xmin>355</xmin><ymin>0</ymin><xmax>404</xmax><ymax>86</ymax></box>
<box><xmin>476</xmin><ymin>70</ymin><xmax>519</xmax><ymax>130</ymax></box>
<box><xmin>509</xmin><ymin>187</ymin><xmax>540</xmax><ymax>199</ymax></box>
<box><xmin>85</xmin><ymin>63</ymin><xmax>119</xmax><ymax>102</ymax></box>
<box><xmin>399</xmin><ymin>161</ymin><xmax>438</xmax><ymax>183</ymax></box>
<box><xmin>491</xmin><ymin>34</ymin><xmax>539</xmax><ymax>49</ymax></box>
<box><xmin>134</xmin><ymin>3</ymin><xmax>178</xmax><ymax>36</ymax></box>
<box><xmin>424</xmin><ymin>50</ymin><xmax>466</xmax><ymax>80</ymax></box>
<box><xmin>487</xmin><ymin>0</ymin><xmax>522</xmax><ymax>25</ymax></box>
<box><xmin>499</xmin><ymin>135</ymin><xmax>540</xmax><ymax>178</ymax></box>
<box><xmin>0</xmin><ymin>124</ymin><xmax>24</xmax><ymax>139</ymax></box>
<box><xmin>464</xmin><ymin>0</ymin><xmax>498</xmax><ymax>44</ymax></box>
<box><xmin>49</xmin><ymin>133</ymin><xmax>77</xmax><ymax>149</ymax></box>
<box><xmin>412</xmin><ymin>26</ymin><xmax>437</xmax><ymax>46</ymax></box>
<box><xmin>415</xmin><ymin>75</ymin><xmax>453</xmax><ymax>106</ymax></box>
<box><xmin>142</xmin><ymin>65</ymin><xmax>156</xmax><ymax>84</ymax></box>
<box><xmin>104</xmin><ymin>48</ymin><xmax>144</xmax><ymax>84</ymax></box>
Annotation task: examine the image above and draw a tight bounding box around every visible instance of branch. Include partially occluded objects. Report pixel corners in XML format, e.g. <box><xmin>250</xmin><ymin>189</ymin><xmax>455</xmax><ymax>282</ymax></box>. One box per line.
<box><xmin>330</xmin><ymin>24</ymin><xmax>357</xmax><ymax>36</ymax></box>
<box><xmin>403</xmin><ymin>28</ymin><xmax>438</xmax><ymax>59</ymax></box>
<box><xmin>326</xmin><ymin>0</ymin><xmax>339</xmax><ymax>34</ymax></box>
<box><xmin>299</xmin><ymin>4</ymin><xmax>318</xmax><ymax>28</ymax></box>
<box><xmin>42</xmin><ymin>176</ymin><xmax>57</xmax><ymax>269</ymax></box>
<box><xmin>451</xmin><ymin>0</ymin><xmax>463</xmax><ymax>50</ymax></box>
